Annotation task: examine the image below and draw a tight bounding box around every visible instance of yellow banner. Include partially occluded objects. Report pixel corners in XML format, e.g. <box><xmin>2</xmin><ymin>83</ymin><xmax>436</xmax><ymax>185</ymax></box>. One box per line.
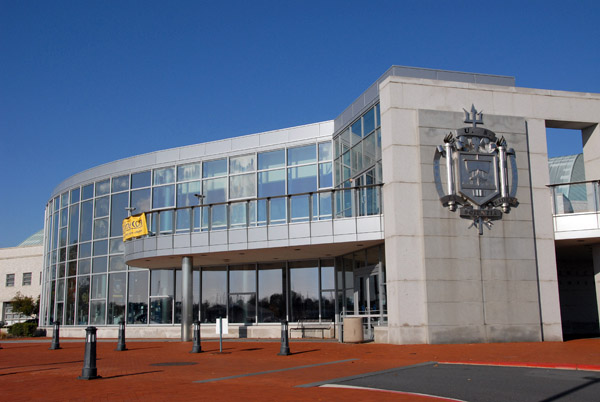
<box><xmin>122</xmin><ymin>213</ymin><xmax>148</xmax><ymax>241</ymax></box>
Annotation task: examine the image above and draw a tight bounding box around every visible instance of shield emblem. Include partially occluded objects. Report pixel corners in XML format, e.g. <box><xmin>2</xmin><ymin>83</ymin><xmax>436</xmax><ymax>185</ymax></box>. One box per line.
<box><xmin>457</xmin><ymin>152</ymin><xmax>499</xmax><ymax>206</ymax></box>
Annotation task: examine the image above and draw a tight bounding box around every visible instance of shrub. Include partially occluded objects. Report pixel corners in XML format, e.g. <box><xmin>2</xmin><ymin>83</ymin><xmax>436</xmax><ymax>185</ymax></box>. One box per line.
<box><xmin>8</xmin><ymin>322</ymin><xmax>38</xmax><ymax>337</ymax></box>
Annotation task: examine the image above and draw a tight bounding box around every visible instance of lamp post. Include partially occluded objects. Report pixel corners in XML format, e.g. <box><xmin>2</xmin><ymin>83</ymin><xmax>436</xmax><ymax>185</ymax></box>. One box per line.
<box><xmin>116</xmin><ymin>320</ymin><xmax>127</xmax><ymax>351</ymax></box>
<box><xmin>78</xmin><ymin>326</ymin><xmax>100</xmax><ymax>380</ymax></box>
<box><xmin>278</xmin><ymin>320</ymin><xmax>290</xmax><ymax>356</ymax></box>
<box><xmin>125</xmin><ymin>207</ymin><xmax>136</xmax><ymax>217</ymax></box>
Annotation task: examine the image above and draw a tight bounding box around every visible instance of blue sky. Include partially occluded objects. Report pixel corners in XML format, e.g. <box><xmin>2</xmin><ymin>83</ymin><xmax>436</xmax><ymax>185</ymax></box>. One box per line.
<box><xmin>1</xmin><ymin>1</ymin><xmax>599</xmax><ymax>247</ymax></box>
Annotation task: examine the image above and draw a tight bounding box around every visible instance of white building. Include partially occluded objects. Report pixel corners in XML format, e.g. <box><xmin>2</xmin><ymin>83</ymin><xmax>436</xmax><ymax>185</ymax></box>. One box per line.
<box><xmin>38</xmin><ymin>66</ymin><xmax>600</xmax><ymax>344</ymax></box>
<box><xmin>0</xmin><ymin>231</ymin><xmax>44</xmax><ymax>325</ymax></box>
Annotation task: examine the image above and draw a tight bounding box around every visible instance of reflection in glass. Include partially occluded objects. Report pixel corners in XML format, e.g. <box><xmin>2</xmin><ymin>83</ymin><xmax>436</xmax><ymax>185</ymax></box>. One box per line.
<box><xmin>290</xmin><ymin>261</ymin><xmax>319</xmax><ymax>321</ymax></box>
<box><xmin>229</xmin><ymin>294</ymin><xmax>255</xmax><ymax>324</ymax></box>
<box><xmin>93</xmin><ymin>218</ymin><xmax>108</xmax><ymax>239</ymax></box>
<box><xmin>230</xmin><ymin>154</ymin><xmax>255</xmax><ymax>174</ymax></box>
<box><xmin>319</xmin><ymin>162</ymin><xmax>332</xmax><ymax>188</ymax></box>
<box><xmin>128</xmin><ymin>270</ymin><xmax>148</xmax><ymax>324</ymax></box>
<box><xmin>108</xmin><ymin>273</ymin><xmax>126</xmax><ymax>324</ymax></box>
<box><xmin>201</xmin><ymin>268</ymin><xmax>226</xmax><ymax>323</ymax></box>
<box><xmin>78</xmin><ymin>258</ymin><xmax>91</xmax><ymax>275</ymax></box>
<box><xmin>150</xmin><ymin>298</ymin><xmax>173</xmax><ymax>324</ymax></box>
<box><xmin>174</xmin><ymin>271</ymin><xmax>200</xmax><ymax>324</ymax></box>
<box><xmin>109</xmin><ymin>238</ymin><xmax>124</xmax><ymax>254</ymax></box>
<box><xmin>288</xmin><ymin>145</ymin><xmax>316</xmax><ymax>166</ymax></box>
<box><xmin>77</xmin><ymin>276</ymin><xmax>90</xmax><ymax>325</ymax></box>
<box><xmin>70</xmin><ymin>187</ymin><xmax>80</xmax><ymax>204</ymax></box>
<box><xmin>258</xmin><ymin>169</ymin><xmax>285</xmax><ymax>197</ymax></box>
<box><xmin>258</xmin><ymin>263</ymin><xmax>284</xmax><ymax>323</ymax></box>
<box><xmin>90</xmin><ymin>300</ymin><xmax>106</xmax><ymax>325</ymax></box>
<box><xmin>154</xmin><ymin>167</ymin><xmax>175</xmax><ymax>185</ymax></box>
<box><xmin>95</xmin><ymin>179</ymin><xmax>110</xmax><ymax>196</ymax></box>
<box><xmin>318</xmin><ymin>142</ymin><xmax>332</xmax><ymax>162</ymax></box>
<box><xmin>229</xmin><ymin>201</ymin><xmax>247</xmax><ymax>227</ymax></box>
<box><xmin>112</xmin><ymin>175</ymin><xmax>129</xmax><ymax>192</ymax></box>
<box><xmin>177</xmin><ymin>181</ymin><xmax>201</xmax><ymax>207</ymax></box>
<box><xmin>68</xmin><ymin>204</ymin><xmax>79</xmax><ymax>245</ymax></box>
<box><xmin>288</xmin><ymin>165</ymin><xmax>317</xmax><ymax>193</ymax></box>
<box><xmin>65</xmin><ymin>278</ymin><xmax>76</xmax><ymax>325</ymax></box>
<box><xmin>131</xmin><ymin>188</ymin><xmax>151</xmax><ymax>213</ymax></box>
<box><xmin>363</xmin><ymin>106</ymin><xmax>375</xmax><ymax>135</ymax></box>
<box><xmin>93</xmin><ymin>240</ymin><xmax>108</xmax><ymax>256</ymax></box>
<box><xmin>153</xmin><ymin>185</ymin><xmax>175</xmax><ymax>208</ymax></box>
<box><xmin>202</xmin><ymin>159</ymin><xmax>227</xmax><ymax>178</ymax></box>
<box><xmin>91</xmin><ymin>274</ymin><xmax>107</xmax><ymax>299</ymax></box>
<box><xmin>109</xmin><ymin>255</ymin><xmax>125</xmax><ymax>272</ymax></box>
<box><xmin>131</xmin><ymin>171</ymin><xmax>151</xmax><ymax>189</ymax></box>
<box><xmin>82</xmin><ymin>184</ymin><xmax>94</xmax><ymax>200</ymax></box>
<box><xmin>110</xmin><ymin>192</ymin><xmax>128</xmax><ymax>237</ymax></box>
<box><xmin>177</xmin><ymin>163</ymin><xmax>201</xmax><ymax>181</ymax></box>
<box><xmin>258</xmin><ymin>149</ymin><xmax>284</xmax><ymax>170</ymax></box>
<box><xmin>229</xmin><ymin>173</ymin><xmax>256</xmax><ymax>199</ymax></box>
<box><xmin>79</xmin><ymin>201</ymin><xmax>93</xmax><ymax>242</ymax></box>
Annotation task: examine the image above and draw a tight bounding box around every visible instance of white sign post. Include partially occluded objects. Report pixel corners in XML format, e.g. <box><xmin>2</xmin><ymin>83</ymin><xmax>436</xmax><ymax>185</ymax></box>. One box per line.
<box><xmin>216</xmin><ymin>317</ymin><xmax>228</xmax><ymax>353</ymax></box>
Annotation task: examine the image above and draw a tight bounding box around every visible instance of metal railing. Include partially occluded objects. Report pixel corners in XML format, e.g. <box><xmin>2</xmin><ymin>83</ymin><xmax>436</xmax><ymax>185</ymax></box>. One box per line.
<box><xmin>548</xmin><ymin>180</ymin><xmax>600</xmax><ymax>215</ymax></box>
<box><xmin>131</xmin><ymin>184</ymin><xmax>383</xmax><ymax>237</ymax></box>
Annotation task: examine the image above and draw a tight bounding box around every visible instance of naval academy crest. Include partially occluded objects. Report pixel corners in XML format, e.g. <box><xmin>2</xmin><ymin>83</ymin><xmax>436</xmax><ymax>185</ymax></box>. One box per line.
<box><xmin>433</xmin><ymin>105</ymin><xmax>519</xmax><ymax>234</ymax></box>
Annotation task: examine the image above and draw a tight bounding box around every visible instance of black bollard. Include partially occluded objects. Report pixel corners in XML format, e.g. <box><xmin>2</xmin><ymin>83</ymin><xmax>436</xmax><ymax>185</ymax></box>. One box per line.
<box><xmin>190</xmin><ymin>320</ymin><xmax>202</xmax><ymax>353</ymax></box>
<box><xmin>277</xmin><ymin>319</ymin><xmax>290</xmax><ymax>356</ymax></box>
<box><xmin>49</xmin><ymin>321</ymin><xmax>61</xmax><ymax>350</ymax></box>
<box><xmin>78</xmin><ymin>326</ymin><xmax>100</xmax><ymax>380</ymax></box>
<box><xmin>116</xmin><ymin>320</ymin><xmax>127</xmax><ymax>351</ymax></box>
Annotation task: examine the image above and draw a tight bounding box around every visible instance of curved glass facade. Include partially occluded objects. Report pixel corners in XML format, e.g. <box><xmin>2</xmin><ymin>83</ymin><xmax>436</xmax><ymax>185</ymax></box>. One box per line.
<box><xmin>40</xmin><ymin>131</ymin><xmax>385</xmax><ymax>330</ymax></box>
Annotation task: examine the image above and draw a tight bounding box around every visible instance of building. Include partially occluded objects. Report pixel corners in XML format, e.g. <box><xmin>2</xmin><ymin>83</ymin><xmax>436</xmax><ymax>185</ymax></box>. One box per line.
<box><xmin>39</xmin><ymin>66</ymin><xmax>600</xmax><ymax>344</ymax></box>
<box><xmin>0</xmin><ymin>231</ymin><xmax>44</xmax><ymax>325</ymax></box>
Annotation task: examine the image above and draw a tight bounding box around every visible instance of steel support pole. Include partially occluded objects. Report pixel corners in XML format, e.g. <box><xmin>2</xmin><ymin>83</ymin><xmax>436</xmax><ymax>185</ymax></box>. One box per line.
<box><xmin>181</xmin><ymin>256</ymin><xmax>193</xmax><ymax>342</ymax></box>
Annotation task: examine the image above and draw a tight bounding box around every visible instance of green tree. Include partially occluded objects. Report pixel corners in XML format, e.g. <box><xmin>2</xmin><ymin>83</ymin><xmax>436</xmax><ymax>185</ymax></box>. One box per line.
<box><xmin>9</xmin><ymin>292</ymin><xmax>39</xmax><ymax>318</ymax></box>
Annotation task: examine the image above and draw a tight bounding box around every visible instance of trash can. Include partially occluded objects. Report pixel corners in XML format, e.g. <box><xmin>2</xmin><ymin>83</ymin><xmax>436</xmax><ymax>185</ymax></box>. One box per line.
<box><xmin>343</xmin><ymin>317</ymin><xmax>364</xmax><ymax>343</ymax></box>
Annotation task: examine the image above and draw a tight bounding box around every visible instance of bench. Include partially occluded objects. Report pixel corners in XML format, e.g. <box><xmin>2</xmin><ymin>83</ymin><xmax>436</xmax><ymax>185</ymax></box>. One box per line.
<box><xmin>290</xmin><ymin>320</ymin><xmax>333</xmax><ymax>339</ymax></box>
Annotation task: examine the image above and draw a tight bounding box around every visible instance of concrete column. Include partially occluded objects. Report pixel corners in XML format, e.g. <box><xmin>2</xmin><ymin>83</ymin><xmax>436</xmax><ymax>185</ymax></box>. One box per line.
<box><xmin>593</xmin><ymin>245</ymin><xmax>600</xmax><ymax>334</ymax></box>
<box><xmin>583</xmin><ymin>124</ymin><xmax>600</xmax><ymax>179</ymax></box>
<box><xmin>181</xmin><ymin>256</ymin><xmax>193</xmax><ymax>342</ymax></box>
<box><xmin>527</xmin><ymin>119</ymin><xmax>563</xmax><ymax>341</ymax></box>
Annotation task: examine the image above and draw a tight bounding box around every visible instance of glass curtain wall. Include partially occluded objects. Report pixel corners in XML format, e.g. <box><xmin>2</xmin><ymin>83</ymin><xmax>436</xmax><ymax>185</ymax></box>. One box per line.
<box><xmin>41</xmin><ymin>140</ymin><xmax>341</xmax><ymax>327</ymax></box>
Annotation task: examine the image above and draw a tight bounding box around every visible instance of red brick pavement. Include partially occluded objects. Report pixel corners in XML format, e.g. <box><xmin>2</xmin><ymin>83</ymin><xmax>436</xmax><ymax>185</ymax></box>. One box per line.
<box><xmin>1</xmin><ymin>338</ymin><xmax>599</xmax><ymax>401</ymax></box>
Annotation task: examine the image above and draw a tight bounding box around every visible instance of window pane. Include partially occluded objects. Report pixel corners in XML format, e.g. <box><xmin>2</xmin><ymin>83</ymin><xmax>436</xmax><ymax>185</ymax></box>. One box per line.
<box><xmin>79</xmin><ymin>242</ymin><xmax>91</xmax><ymax>258</ymax></box>
<box><xmin>229</xmin><ymin>173</ymin><xmax>256</xmax><ymax>199</ymax></box>
<box><xmin>108</xmin><ymin>273</ymin><xmax>126</xmax><ymax>324</ymax></box>
<box><xmin>77</xmin><ymin>276</ymin><xmax>90</xmax><ymax>325</ymax></box>
<box><xmin>177</xmin><ymin>181</ymin><xmax>202</xmax><ymax>207</ymax></box>
<box><xmin>70</xmin><ymin>188</ymin><xmax>80</xmax><ymax>204</ymax></box>
<box><xmin>201</xmin><ymin>268</ymin><xmax>226</xmax><ymax>323</ymax></box>
<box><xmin>321</xmin><ymin>262</ymin><xmax>335</xmax><ymax>290</ymax></box>
<box><xmin>152</xmin><ymin>185</ymin><xmax>175</xmax><ymax>208</ymax></box>
<box><xmin>229</xmin><ymin>294</ymin><xmax>255</xmax><ymax>324</ymax></box>
<box><xmin>95</xmin><ymin>179</ymin><xmax>110</xmax><ymax>196</ymax></box>
<box><xmin>269</xmin><ymin>198</ymin><xmax>286</xmax><ymax>224</ymax></box>
<box><xmin>82</xmin><ymin>184</ymin><xmax>94</xmax><ymax>200</ymax></box>
<box><xmin>288</xmin><ymin>145</ymin><xmax>316</xmax><ymax>166</ymax></box>
<box><xmin>150</xmin><ymin>270</ymin><xmax>174</xmax><ymax>296</ymax></box>
<box><xmin>363</xmin><ymin>106</ymin><xmax>375</xmax><ymax>135</ymax></box>
<box><xmin>290</xmin><ymin>261</ymin><xmax>319</xmax><ymax>321</ymax></box>
<box><xmin>112</xmin><ymin>175</ymin><xmax>129</xmax><ymax>192</ymax></box>
<box><xmin>288</xmin><ymin>165</ymin><xmax>317</xmax><ymax>194</ymax></box>
<box><xmin>258</xmin><ymin>169</ymin><xmax>285</xmax><ymax>197</ymax></box>
<box><xmin>93</xmin><ymin>240</ymin><xmax>108</xmax><ymax>256</ymax></box>
<box><xmin>229</xmin><ymin>264</ymin><xmax>256</xmax><ymax>293</ymax></box>
<box><xmin>68</xmin><ymin>204</ymin><xmax>79</xmax><ymax>245</ymax></box>
<box><xmin>78</xmin><ymin>258</ymin><xmax>91</xmax><ymax>275</ymax></box>
<box><xmin>230</xmin><ymin>154</ymin><xmax>255</xmax><ymax>174</ymax></box>
<box><xmin>131</xmin><ymin>188</ymin><xmax>151</xmax><ymax>213</ymax></box>
<box><xmin>110</xmin><ymin>192</ymin><xmax>129</xmax><ymax>237</ymax></box>
<box><xmin>319</xmin><ymin>162</ymin><xmax>332</xmax><ymax>188</ymax></box>
<box><xmin>93</xmin><ymin>218</ymin><xmax>108</xmax><ymax>239</ymax></box>
<box><xmin>92</xmin><ymin>256</ymin><xmax>107</xmax><ymax>273</ymax></box>
<box><xmin>351</xmin><ymin>119</ymin><xmax>362</xmax><ymax>144</ymax></box>
<box><xmin>177</xmin><ymin>163</ymin><xmax>201</xmax><ymax>181</ymax></box>
<box><xmin>150</xmin><ymin>297</ymin><xmax>173</xmax><ymax>324</ymax></box>
<box><xmin>363</xmin><ymin>132</ymin><xmax>377</xmax><ymax>168</ymax></box>
<box><xmin>131</xmin><ymin>171</ymin><xmax>151</xmax><ymax>189</ymax></box>
<box><xmin>154</xmin><ymin>167</ymin><xmax>175</xmax><ymax>185</ymax></box>
<box><xmin>110</xmin><ymin>238</ymin><xmax>125</xmax><ymax>254</ymax></box>
<box><xmin>202</xmin><ymin>159</ymin><xmax>227</xmax><ymax>178</ymax></box>
<box><xmin>318</xmin><ymin>142</ymin><xmax>332</xmax><ymax>162</ymax></box>
<box><xmin>90</xmin><ymin>300</ymin><xmax>106</xmax><ymax>325</ymax></box>
<box><xmin>258</xmin><ymin>263</ymin><xmax>284</xmax><ymax>322</ymax></box>
<box><xmin>91</xmin><ymin>274</ymin><xmax>107</xmax><ymax>299</ymax></box>
<box><xmin>258</xmin><ymin>149</ymin><xmax>284</xmax><ymax>170</ymax></box>
<box><xmin>109</xmin><ymin>255</ymin><xmax>125</xmax><ymax>272</ymax></box>
<box><xmin>128</xmin><ymin>270</ymin><xmax>148</xmax><ymax>324</ymax></box>
<box><xmin>95</xmin><ymin>196</ymin><xmax>109</xmax><ymax>218</ymax></box>
<box><xmin>203</xmin><ymin>178</ymin><xmax>226</xmax><ymax>203</ymax></box>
